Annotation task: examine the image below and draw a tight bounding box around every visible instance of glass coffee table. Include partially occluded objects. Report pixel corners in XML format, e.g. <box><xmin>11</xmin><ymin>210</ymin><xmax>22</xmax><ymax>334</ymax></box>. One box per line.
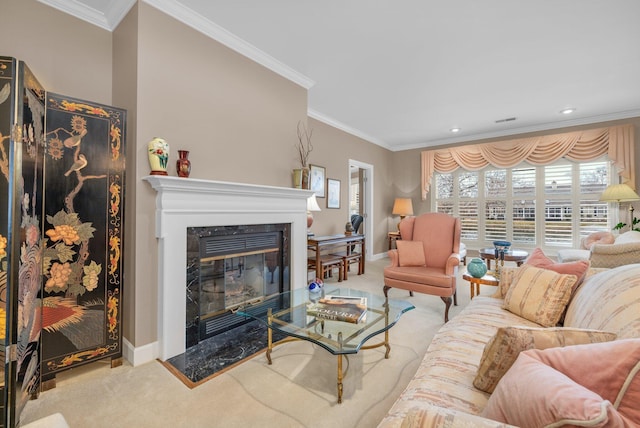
<box><xmin>236</xmin><ymin>286</ymin><xmax>414</xmax><ymax>403</ymax></box>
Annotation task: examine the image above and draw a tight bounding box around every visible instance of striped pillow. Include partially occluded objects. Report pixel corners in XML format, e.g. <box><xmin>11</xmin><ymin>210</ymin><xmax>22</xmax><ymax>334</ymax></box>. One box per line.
<box><xmin>502</xmin><ymin>264</ymin><xmax>577</xmax><ymax>327</ymax></box>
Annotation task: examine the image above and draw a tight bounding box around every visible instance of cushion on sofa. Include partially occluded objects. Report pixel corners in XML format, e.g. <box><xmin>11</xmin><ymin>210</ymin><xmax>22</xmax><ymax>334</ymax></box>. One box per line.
<box><xmin>473</xmin><ymin>326</ymin><xmax>617</xmax><ymax>393</ymax></box>
<box><xmin>502</xmin><ymin>264</ymin><xmax>577</xmax><ymax>327</ymax></box>
<box><xmin>493</xmin><ymin>253</ymin><xmax>593</xmax><ymax>299</ymax></box>
<box><xmin>526</xmin><ymin>247</ymin><xmax>590</xmax><ymax>290</ymax></box>
<box><xmin>614</xmin><ymin>230</ymin><xmax>640</xmax><ymax>244</ymax></box>
<box><xmin>401</xmin><ymin>405</ymin><xmax>517</xmax><ymax>428</ymax></box>
<box><xmin>582</xmin><ymin>231</ymin><xmax>615</xmax><ymax>249</ymax></box>
<box><xmin>481</xmin><ymin>350</ymin><xmax>632</xmax><ymax>428</ymax></box>
<box><xmin>483</xmin><ymin>339</ymin><xmax>640</xmax><ymax>426</ymax></box>
<box><xmin>564</xmin><ymin>264</ymin><xmax>640</xmax><ymax>339</ymax></box>
<box><xmin>396</xmin><ymin>240</ymin><xmax>426</xmax><ymax>267</ymax></box>
<box><xmin>491</xmin><ymin>267</ymin><xmax>518</xmax><ymax>298</ymax></box>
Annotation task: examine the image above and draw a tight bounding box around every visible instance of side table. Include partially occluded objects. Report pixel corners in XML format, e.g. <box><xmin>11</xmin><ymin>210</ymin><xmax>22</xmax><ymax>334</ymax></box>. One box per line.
<box><xmin>388</xmin><ymin>231</ymin><xmax>401</xmax><ymax>250</ymax></box>
<box><xmin>462</xmin><ymin>272</ymin><xmax>499</xmax><ymax>299</ymax></box>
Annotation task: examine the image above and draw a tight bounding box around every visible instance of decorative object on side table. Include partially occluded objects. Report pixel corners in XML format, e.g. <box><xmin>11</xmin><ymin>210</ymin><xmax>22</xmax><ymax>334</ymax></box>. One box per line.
<box><xmin>306</xmin><ymin>194</ymin><xmax>321</xmax><ymax>236</ymax></box>
<box><xmin>492</xmin><ymin>241</ymin><xmax>510</xmax><ymax>279</ymax></box>
<box><xmin>345</xmin><ymin>221</ymin><xmax>354</xmax><ymax>236</ymax></box>
<box><xmin>392</xmin><ymin>197</ymin><xmax>414</xmax><ymax>230</ymax></box>
<box><xmin>293</xmin><ymin>121</ymin><xmax>313</xmax><ymax>189</ymax></box>
<box><xmin>147</xmin><ymin>137</ymin><xmax>169</xmax><ymax>175</ymax></box>
<box><xmin>467</xmin><ymin>257</ymin><xmax>488</xmax><ymax>278</ymax></box>
<box><xmin>176</xmin><ymin>149</ymin><xmax>191</xmax><ymax>177</ymax></box>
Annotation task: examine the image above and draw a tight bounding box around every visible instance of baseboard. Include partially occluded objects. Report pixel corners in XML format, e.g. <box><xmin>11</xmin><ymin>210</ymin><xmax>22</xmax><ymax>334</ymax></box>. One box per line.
<box><xmin>371</xmin><ymin>252</ymin><xmax>388</xmax><ymax>261</ymax></box>
<box><xmin>123</xmin><ymin>337</ymin><xmax>159</xmax><ymax>366</ymax></box>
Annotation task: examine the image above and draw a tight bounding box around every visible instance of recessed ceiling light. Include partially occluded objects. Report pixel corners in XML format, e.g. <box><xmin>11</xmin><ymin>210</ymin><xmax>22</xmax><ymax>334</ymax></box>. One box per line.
<box><xmin>560</xmin><ymin>108</ymin><xmax>576</xmax><ymax>115</ymax></box>
<box><xmin>450</xmin><ymin>128</ymin><xmax>461</xmax><ymax>133</ymax></box>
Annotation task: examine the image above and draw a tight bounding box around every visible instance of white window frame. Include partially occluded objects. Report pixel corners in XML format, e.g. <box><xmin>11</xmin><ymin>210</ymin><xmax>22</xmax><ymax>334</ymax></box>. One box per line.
<box><xmin>431</xmin><ymin>157</ymin><xmax>613</xmax><ymax>253</ymax></box>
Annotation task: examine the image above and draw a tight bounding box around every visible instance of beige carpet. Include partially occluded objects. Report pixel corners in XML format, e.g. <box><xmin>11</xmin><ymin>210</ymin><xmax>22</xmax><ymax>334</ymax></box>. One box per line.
<box><xmin>20</xmin><ymin>259</ymin><xmax>487</xmax><ymax>428</ymax></box>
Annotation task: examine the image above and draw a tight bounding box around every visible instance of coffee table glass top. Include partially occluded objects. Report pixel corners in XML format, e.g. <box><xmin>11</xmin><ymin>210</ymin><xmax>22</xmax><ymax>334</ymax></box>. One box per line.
<box><xmin>236</xmin><ymin>286</ymin><xmax>414</xmax><ymax>355</ymax></box>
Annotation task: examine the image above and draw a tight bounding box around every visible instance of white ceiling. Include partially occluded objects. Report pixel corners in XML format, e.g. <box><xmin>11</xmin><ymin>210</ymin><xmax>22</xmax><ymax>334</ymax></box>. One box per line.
<box><xmin>38</xmin><ymin>0</ymin><xmax>640</xmax><ymax>151</ymax></box>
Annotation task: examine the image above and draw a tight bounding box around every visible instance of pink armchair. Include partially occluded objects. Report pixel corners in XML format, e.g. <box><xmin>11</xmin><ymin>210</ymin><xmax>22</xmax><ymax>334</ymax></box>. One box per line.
<box><xmin>383</xmin><ymin>213</ymin><xmax>460</xmax><ymax>322</ymax></box>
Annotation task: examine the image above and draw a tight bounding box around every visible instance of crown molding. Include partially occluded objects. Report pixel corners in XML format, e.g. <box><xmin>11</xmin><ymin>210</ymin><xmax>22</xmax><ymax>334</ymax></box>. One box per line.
<box><xmin>143</xmin><ymin>0</ymin><xmax>315</xmax><ymax>90</ymax></box>
<box><xmin>307</xmin><ymin>109</ymin><xmax>392</xmax><ymax>151</ymax></box>
<box><xmin>37</xmin><ymin>0</ymin><xmax>136</xmax><ymax>31</ymax></box>
<box><xmin>394</xmin><ymin>108</ymin><xmax>640</xmax><ymax>152</ymax></box>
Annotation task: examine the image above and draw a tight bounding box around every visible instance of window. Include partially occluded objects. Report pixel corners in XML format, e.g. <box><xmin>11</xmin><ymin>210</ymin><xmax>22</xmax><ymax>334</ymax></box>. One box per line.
<box><xmin>433</xmin><ymin>158</ymin><xmax>611</xmax><ymax>249</ymax></box>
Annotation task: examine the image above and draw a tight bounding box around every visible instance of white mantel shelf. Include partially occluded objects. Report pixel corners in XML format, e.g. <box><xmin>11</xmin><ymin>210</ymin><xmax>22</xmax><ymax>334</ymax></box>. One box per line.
<box><xmin>143</xmin><ymin>176</ymin><xmax>314</xmax><ymax>360</ymax></box>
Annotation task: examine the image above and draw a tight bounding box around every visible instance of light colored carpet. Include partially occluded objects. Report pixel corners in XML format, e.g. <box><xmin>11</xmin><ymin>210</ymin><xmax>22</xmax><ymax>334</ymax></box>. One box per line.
<box><xmin>20</xmin><ymin>259</ymin><xmax>488</xmax><ymax>427</ymax></box>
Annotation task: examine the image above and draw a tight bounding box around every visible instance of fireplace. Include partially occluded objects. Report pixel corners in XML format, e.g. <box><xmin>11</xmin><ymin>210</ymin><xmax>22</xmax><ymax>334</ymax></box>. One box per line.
<box><xmin>144</xmin><ymin>176</ymin><xmax>312</xmax><ymax>360</ymax></box>
<box><xmin>186</xmin><ymin>224</ymin><xmax>290</xmax><ymax>349</ymax></box>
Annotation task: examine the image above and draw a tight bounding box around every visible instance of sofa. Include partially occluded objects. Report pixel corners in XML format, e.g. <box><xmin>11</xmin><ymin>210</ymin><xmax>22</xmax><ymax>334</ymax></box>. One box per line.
<box><xmin>557</xmin><ymin>230</ymin><xmax>640</xmax><ymax>268</ymax></box>
<box><xmin>378</xmin><ymin>261</ymin><xmax>640</xmax><ymax>427</ymax></box>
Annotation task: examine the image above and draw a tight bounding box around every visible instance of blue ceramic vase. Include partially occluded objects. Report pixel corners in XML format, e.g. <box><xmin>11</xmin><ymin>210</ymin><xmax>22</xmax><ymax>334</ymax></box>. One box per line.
<box><xmin>467</xmin><ymin>257</ymin><xmax>488</xmax><ymax>278</ymax></box>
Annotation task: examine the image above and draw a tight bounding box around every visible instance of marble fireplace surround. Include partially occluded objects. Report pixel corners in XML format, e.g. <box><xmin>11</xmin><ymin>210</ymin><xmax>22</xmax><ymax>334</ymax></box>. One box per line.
<box><xmin>144</xmin><ymin>176</ymin><xmax>313</xmax><ymax>360</ymax></box>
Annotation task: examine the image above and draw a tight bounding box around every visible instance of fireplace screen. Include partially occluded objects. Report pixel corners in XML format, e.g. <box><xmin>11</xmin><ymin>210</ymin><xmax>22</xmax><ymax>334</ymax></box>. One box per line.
<box><xmin>200</xmin><ymin>249</ymin><xmax>279</xmax><ymax>316</ymax></box>
<box><xmin>188</xmin><ymin>227</ymin><xmax>289</xmax><ymax>345</ymax></box>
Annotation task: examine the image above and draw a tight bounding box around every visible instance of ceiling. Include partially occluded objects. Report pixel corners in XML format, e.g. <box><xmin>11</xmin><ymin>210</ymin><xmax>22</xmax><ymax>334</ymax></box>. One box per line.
<box><xmin>38</xmin><ymin>0</ymin><xmax>640</xmax><ymax>151</ymax></box>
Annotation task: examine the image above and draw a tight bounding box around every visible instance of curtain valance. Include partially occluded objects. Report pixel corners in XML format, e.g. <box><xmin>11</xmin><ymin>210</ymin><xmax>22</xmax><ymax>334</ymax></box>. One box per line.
<box><xmin>421</xmin><ymin>124</ymin><xmax>635</xmax><ymax>199</ymax></box>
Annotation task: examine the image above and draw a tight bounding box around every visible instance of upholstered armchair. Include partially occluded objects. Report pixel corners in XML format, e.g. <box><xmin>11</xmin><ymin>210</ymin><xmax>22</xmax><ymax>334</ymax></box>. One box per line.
<box><xmin>557</xmin><ymin>230</ymin><xmax>640</xmax><ymax>268</ymax></box>
<box><xmin>589</xmin><ymin>231</ymin><xmax>640</xmax><ymax>268</ymax></box>
<box><xmin>383</xmin><ymin>212</ymin><xmax>461</xmax><ymax>322</ymax></box>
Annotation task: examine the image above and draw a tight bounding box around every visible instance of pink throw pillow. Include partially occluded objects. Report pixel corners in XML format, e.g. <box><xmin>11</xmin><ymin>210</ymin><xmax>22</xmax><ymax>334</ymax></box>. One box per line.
<box><xmin>526</xmin><ymin>247</ymin><xmax>590</xmax><ymax>289</ymax></box>
<box><xmin>482</xmin><ymin>352</ymin><xmax>630</xmax><ymax>427</ymax></box>
<box><xmin>582</xmin><ymin>231</ymin><xmax>615</xmax><ymax>249</ymax></box>
<box><xmin>483</xmin><ymin>339</ymin><xmax>640</xmax><ymax>426</ymax></box>
<box><xmin>396</xmin><ymin>240</ymin><xmax>426</xmax><ymax>267</ymax></box>
<box><xmin>530</xmin><ymin>339</ymin><xmax>640</xmax><ymax>423</ymax></box>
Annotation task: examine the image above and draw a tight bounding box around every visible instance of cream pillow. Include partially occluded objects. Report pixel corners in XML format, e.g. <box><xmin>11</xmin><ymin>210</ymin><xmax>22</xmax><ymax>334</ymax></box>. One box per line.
<box><xmin>502</xmin><ymin>264</ymin><xmax>577</xmax><ymax>327</ymax></box>
<box><xmin>491</xmin><ymin>267</ymin><xmax>518</xmax><ymax>298</ymax></box>
<box><xmin>473</xmin><ymin>326</ymin><xmax>616</xmax><ymax>393</ymax></box>
<box><xmin>396</xmin><ymin>240</ymin><xmax>426</xmax><ymax>267</ymax></box>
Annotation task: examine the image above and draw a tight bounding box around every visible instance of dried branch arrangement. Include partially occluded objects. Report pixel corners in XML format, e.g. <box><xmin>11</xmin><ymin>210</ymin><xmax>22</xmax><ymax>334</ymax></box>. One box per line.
<box><xmin>296</xmin><ymin>121</ymin><xmax>313</xmax><ymax>168</ymax></box>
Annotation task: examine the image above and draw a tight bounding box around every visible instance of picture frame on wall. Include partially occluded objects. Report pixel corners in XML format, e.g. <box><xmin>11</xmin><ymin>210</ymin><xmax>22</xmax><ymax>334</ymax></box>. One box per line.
<box><xmin>327</xmin><ymin>178</ymin><xmax>341</xmax><ymax>209</ymax></box>
<box><xmin>309</xmin><ymin>164</ymin><xmax>326</xmax><ymax>197</ymax></box>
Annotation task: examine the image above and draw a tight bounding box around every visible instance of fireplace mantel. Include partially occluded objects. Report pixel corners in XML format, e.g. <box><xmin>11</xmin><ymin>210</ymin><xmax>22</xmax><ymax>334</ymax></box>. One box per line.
<box><xmin>144</xmin><ymin>176</ymin><xmax>313</xmax><ymax>360</ymax></box>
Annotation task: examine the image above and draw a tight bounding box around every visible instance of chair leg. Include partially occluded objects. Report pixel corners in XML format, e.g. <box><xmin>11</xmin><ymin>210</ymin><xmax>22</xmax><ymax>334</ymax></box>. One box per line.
<box><xmin>383</xmin><ymin>285</ymin><xmax>391</xmax><ymax>297</ymax></box>
<box><xmin>441</xmin><ymin>296</ymin><xmax>452</xmax><ymax>323</ymax></box>
<box><xmin>409</xmin><ymin>291</ymin><xmax>414</xmax><ymax>297</ymax></box>
<box><xmin>453</xmin><ymin>289</ymin><xmax>458</xmax><ymax>306</ymax></box>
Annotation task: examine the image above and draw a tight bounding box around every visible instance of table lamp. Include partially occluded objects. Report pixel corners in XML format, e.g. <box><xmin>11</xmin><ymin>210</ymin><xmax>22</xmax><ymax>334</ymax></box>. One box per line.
<box><xmin>392</xmin><ymin>198</ymin><xmax>414</xmax><ymax>230</ymax></box>
<box><xmin>599</xmin><ymin>183</ymin><xmax>640</xmax><ymax>231</ymax></box>
<box><xmin>307</xmin><ymin>194</ymin><xmax>321</xmax><ymax>236</ymax></box>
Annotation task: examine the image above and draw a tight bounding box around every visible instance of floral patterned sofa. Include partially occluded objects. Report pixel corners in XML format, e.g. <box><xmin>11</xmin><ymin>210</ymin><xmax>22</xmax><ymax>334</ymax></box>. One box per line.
<box><xmin>378</xmin><ymin>261</ymin><xmax>640</xmax><ymax>428</ymax></box>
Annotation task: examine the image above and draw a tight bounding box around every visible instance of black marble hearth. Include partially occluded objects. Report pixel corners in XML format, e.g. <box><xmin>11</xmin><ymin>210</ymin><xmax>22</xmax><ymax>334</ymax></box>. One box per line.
<box><xmin>166</xmin><ymin>319</ymin><xmax>286</xmax><ymax>385</ymax></box>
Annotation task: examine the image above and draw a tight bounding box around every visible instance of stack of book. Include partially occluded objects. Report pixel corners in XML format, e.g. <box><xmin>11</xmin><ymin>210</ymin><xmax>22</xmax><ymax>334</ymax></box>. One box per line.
<box><xmin>307</xmin><ymin>295</ymin><xmax>367</xmax><ymax>324</ymax></box>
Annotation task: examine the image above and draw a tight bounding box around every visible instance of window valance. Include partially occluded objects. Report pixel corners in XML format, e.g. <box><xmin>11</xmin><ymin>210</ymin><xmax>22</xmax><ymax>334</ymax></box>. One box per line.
<box><xmin>421</xmin><ymin>124</ymin><xmax>635</xmax><ymax>199</ymax></box>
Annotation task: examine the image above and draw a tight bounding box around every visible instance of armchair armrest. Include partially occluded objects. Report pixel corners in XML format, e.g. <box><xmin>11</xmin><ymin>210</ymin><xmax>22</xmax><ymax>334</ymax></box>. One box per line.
<box><xmin>589</xmin><ymin>242</ymin><xmax>640</xmax><ymax>268</ymax></box>
<box><xmin>387</xmin><ymin>249</ymin><xmax>400</xmax><ymax>267</ymax></box>
<box><xmin>445</xmin><ymin>253</ymin><xmax>459</xmax><ymax>275</ymax></box>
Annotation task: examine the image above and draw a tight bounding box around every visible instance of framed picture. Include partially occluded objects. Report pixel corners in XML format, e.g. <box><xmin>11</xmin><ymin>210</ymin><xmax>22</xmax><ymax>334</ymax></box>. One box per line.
<box><xmin>327</xmin><ymin>178</ymin><xmax>341</xmax><ymax>209</ymax></box>
<box><xmin>309</xmin><ymin>164</ymin><xmax>326</xmax><ymax>197</ymax></box>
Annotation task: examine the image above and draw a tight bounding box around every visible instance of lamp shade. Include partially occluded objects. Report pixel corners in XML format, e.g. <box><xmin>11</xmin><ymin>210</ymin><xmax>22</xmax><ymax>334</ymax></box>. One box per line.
<box><xmin>392</xmin><ymin>198</ymin><xmax>414</xmax><ymax>216</ymax></box>
<box><xmin>307</xmin><ymin>194</ymin><xmax>321</xmax><ymax>212</ymax></box>
<box><xmin>599</xmin><ymin>184</ymin><xmax>640</xmax><ymax>202</ymax></box>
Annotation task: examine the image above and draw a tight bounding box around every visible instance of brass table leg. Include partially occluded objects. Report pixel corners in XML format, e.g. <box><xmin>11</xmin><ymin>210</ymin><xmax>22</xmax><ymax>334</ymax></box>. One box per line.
<box><xmin>384</xmin><ymin>298</ymin><xmax>391</xmax><ymax>358</ymax></box>
<box><xmin>337</xmin><ymin>354</ymin><xmax>343</xmax><ymax>404</ymax></box>
<box><xmin>266</xmin><ymin>308</ymin><xmax>273</xmax><ymax>364</ymax></box>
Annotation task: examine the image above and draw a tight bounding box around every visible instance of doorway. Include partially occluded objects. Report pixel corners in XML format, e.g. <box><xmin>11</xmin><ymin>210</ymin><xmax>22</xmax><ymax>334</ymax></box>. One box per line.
<box><xmin>348</xmin><ymin>160</ymin><xmax>373</xmax><ymax>260</ymax></box>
